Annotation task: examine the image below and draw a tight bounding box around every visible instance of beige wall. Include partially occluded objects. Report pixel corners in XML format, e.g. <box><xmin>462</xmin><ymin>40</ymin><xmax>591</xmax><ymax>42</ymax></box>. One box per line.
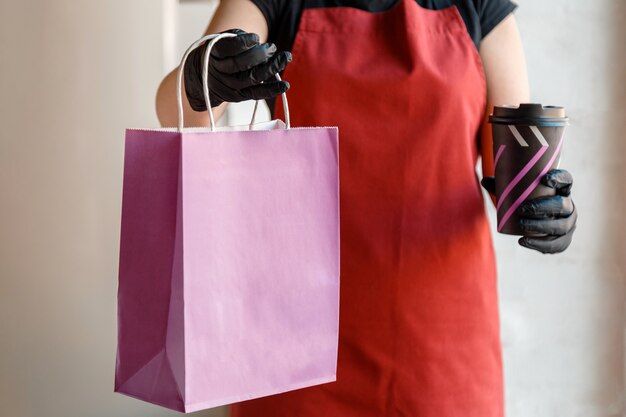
<box><xmin>0</xmin><ymin>1</ymin><xmax>219</xmax><ymax>416</ymax></box>
<box><xmin>0</xmin><ymin>1</ymin><xmax>623</xmax><ymax>417</ymax></box>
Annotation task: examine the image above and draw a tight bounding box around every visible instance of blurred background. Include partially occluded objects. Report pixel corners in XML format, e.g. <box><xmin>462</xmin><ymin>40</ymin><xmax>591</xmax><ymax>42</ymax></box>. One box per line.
<box><xmin>0</xmin><ymin>0</ymin><xmax>624</xmax><ymax>416</ymax></box>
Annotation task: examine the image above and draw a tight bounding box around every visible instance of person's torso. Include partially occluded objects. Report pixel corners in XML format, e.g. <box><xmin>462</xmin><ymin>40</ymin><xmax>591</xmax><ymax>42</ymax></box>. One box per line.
<box><xmin>231</xmin><ymin>1</ymin><xmax>505</xmax><ymax>415</ymax></box>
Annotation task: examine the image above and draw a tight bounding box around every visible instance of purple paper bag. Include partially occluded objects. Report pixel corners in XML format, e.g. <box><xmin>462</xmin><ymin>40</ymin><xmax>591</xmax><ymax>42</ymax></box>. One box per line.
<box><xmin>115</xmin><ymin>33</ymin><xmax>339</xmax><ymax>413</ymax></box>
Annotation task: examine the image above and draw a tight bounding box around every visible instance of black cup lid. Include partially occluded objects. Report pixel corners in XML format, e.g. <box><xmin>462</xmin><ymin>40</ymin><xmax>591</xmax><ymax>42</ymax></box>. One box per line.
<box><xmin>489</xmin><ymin>103</ymin><xmax>569</xmax><ymax>126</ymax></box>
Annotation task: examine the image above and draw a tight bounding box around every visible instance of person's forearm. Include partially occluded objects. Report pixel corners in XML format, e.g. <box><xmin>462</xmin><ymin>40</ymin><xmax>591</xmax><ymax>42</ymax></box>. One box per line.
<box><xmin>155</xmin><ymin>0</ymin><xmax>272</xmax><ymax>128</ymax></box>
<box><xmin>155</xmin><ymin>0</ymin><xmax>270</xmax><ymax>128</ymax></box>
<box><xmin>479</xmin><ymin>14</ymin><xmax>530</xmax><ymax>206</ymax></box>
<box><xmin>156</xmin><ymin>67</ymin><xmax>227</xmax><ymax>128</ymax></box>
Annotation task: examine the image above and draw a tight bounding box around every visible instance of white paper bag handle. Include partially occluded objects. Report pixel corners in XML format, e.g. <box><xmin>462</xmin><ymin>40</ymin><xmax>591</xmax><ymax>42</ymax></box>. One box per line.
<box><xmin>176</xmin><ymin>33</ymin><xmax>291</xmax><ymax>132</ymax></box>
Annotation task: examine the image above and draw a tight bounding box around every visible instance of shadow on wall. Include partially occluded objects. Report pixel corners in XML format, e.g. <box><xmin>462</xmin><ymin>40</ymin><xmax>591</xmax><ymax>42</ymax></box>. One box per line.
<box><xmin>604</xmin><ymin>3</ymin><xmax>626</xmax><ymax>279</ymax></box>
<box><xmin>612</xmin><ymin>0</ymin><xmax>626</xmax><ymax>263</ymax></box>
<box><xmin>600</xmin><ymin>1</ymin><xmax>626</xmax><ymax>412</ymax></box>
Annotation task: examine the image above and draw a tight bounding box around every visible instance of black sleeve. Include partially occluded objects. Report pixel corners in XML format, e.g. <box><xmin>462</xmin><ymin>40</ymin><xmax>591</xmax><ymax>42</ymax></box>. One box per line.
<box><xmin>248</xmin><ymin>0</ymin><xmax>297</xmax><ymax>52</ymax></box>
<box><xmin>475</xmin><ymin>0</ymin><xmax>517</xmax><ymax>38</ymax></box>
<box><xmin>249</xmin><ymin>0</ymin><xmax>281</xmax><ymax>33</ymax></box>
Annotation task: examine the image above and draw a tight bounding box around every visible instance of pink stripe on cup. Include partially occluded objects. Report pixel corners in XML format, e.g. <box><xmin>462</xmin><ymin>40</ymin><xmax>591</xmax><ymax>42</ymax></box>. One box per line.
<box><xmin>496</xmin><ymin>145</ymin><xmax>548</xmax><ymax>211</ymax></box>
<box><xmin>494</xmin><ymin>145</ymin><xmax>506</xmax><ymax>168</ymax></box>
<box><xmin>497</xmin><ymin>134</ymin><xmax>565</xmax><ymax>232</ymax></box>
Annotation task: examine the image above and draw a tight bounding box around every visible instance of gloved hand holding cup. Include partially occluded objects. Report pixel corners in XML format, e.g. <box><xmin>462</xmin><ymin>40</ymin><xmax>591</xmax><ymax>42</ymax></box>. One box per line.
<box><xmin>484</xmin><ymin>103</ymin><xmax>577</xmax><ymax>253</ymax></box>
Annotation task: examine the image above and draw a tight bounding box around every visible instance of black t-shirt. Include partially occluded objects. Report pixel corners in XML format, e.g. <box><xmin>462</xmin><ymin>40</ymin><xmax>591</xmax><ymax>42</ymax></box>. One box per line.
<box><xmin>251</xmin><ymin>0</ymin><xmax>517</xmax><ymax>51</ymax></box>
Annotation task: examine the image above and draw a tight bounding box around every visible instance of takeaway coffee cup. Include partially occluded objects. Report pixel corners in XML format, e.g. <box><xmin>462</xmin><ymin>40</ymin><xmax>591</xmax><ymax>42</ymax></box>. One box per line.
<box><xmin>488</xmin><ymin>103</ymin><xmax>569</xmax><ymax>235</ymax></box>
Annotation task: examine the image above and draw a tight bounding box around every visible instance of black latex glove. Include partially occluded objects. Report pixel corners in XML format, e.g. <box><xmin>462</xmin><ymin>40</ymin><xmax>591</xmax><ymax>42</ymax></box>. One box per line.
<box><xmin>481</xmin><ymin>169</ymin><xmax>578</xmax><ymax>254</ymax></box>
<box><xmin>184</xmin><ymin>29</ymin><xmax>291</xmax><ymax>111</ymax></box>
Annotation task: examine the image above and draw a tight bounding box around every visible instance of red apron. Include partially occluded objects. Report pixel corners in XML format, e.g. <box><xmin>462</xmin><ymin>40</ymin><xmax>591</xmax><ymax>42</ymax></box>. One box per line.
<box><xmin>231</xmin><ymin>0</ymin><xmax>503</xmax><ymax>415</ymax></box>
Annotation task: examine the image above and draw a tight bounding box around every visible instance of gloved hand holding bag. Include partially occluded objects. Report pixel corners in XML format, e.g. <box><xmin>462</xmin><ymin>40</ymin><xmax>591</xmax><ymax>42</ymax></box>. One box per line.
<box><xmin>184</xmin><ymin>28</ymin><xmax>291</xmax><ymax>110</ymax></box>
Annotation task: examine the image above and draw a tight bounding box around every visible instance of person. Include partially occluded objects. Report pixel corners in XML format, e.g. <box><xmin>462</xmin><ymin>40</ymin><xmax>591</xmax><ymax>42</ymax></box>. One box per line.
<box><xmin>156</xmin><ymin>0</ymin><xmax>578</xmax><ymax>415</ymax></box>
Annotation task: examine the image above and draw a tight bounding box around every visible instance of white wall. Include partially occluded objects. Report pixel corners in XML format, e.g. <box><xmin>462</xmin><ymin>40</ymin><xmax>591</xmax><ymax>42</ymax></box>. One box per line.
<box><xmin>0</xmin><ymin>1</ymin><xmax>623</xmax><ymax>417</ymax></box>
<box><xmin>491</xmin><ymin>1</ymin><xmax>626</xmax><ymax>416</ymax></box>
